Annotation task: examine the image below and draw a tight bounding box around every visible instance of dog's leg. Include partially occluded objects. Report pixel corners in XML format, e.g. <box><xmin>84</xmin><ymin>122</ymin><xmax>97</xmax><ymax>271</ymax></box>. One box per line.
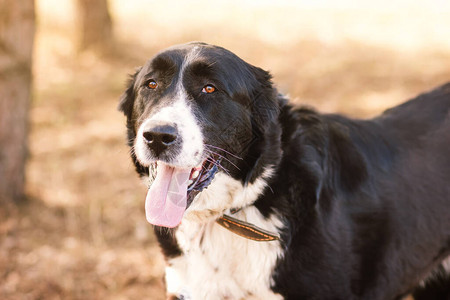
<box><xmin>165</xmin><ymin>256</ymin><xmax>190</xmax><ymax>300</ymax></box>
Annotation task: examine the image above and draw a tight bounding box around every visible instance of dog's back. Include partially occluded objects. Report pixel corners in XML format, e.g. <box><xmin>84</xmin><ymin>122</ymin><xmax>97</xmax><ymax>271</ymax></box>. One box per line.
<box><xmin>380</xmin><ymin>82</ymin><xmax>450</xmax><ymax>140</ymax></box>
<box><xmin>352</xmin><ymin>83</ymin><xmax>450</xmax><ymax>297</ymax></box>
<box><xmin>375</xmin><ymin>84</ymin><xmax>450</xmax><ymax>298</ymax></box>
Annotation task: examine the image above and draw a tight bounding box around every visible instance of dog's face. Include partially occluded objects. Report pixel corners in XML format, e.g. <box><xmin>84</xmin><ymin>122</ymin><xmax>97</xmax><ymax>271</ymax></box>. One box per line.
<box><xmin>119</xmin><ymin>42</ymin><xmax>280</xmax><ymax>227</ymax></box>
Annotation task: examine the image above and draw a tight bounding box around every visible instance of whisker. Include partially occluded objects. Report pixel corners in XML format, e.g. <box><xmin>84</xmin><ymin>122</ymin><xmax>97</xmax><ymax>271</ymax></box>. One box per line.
<box><xmin>204</xmin><ymin>148</ymin><xmax>241</xmax><ymax>171</ymax></box>
<box><xmin>203</xmin><ymin>147</ymin><xmax>238</xmax><ymax>165</ymax></box>
<box><xmin>129</xmin><ymin>145</ymin><xmax>136</xmax><ymax>156</ymax></box>
<box><xmin>205</xmin><ymin>157</ymin><xmax>231</xmax><ymax>176</ymax></box>
<box><xmin>204</xmin><ymin>144</ymin><xmax>243</xmax><ymax>160</ymax></box>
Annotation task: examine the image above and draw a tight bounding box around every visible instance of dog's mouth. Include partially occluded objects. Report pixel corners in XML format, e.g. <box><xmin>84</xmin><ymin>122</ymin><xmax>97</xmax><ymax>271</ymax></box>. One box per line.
<box><xmin>145</xmin><ymin>157</ymin><xmax>220</xmax><ymax>228</ymax></box>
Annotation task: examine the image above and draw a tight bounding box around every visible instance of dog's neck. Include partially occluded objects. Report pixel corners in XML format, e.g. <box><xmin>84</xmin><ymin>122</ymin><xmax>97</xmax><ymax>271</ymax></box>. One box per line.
<box><xmin>183</xmin><ymin>166</ymin><xmax>275</xmax><ymax>224</ymax></box>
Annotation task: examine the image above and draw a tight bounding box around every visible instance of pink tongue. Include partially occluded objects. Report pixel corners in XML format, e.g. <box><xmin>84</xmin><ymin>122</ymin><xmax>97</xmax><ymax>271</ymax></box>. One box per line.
<box><xmin>145</xmin><ymin>163</ymin><xmax>191</xmax><ymax>228</ymax></box>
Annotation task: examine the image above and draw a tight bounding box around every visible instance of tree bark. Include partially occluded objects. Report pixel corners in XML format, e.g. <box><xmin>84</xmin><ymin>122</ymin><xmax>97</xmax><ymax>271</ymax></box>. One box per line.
<box><xmin>77</xmin><ymin>0</ymin><xmax>114</xmax><ymax>52</ymax></box>
<box><xmin>0</xmin><ymin>0</ymin><xmax>35</xmax><ymax>202</ymax></box>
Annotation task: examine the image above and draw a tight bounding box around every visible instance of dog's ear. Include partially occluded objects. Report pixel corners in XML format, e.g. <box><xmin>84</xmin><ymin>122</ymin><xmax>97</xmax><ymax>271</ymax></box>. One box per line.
<box><xmin>118</xmin><ymin>67</ymin><xmax>142</xmax><ymax>119</ymax></box>
<box><xmin>243</xmin><ymin>66</ymin><xmax>284</xmax><ymax>183</ymax></box>
<box><xmin>118</xmin><ymin>66</ymin><xmax>148</xmax><ymax>176</ymax></box>
<box><xmin>249</xmin><ymin>66</ymin><xmax>281</xmax><ymax>129</ymax></box>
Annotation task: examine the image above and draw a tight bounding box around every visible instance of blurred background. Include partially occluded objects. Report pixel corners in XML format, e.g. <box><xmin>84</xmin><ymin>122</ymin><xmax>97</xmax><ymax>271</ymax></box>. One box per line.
<box><xmin>1</xmin><ymin>0</ymin><xmax>450</xmax><ymax>299</ymax></box>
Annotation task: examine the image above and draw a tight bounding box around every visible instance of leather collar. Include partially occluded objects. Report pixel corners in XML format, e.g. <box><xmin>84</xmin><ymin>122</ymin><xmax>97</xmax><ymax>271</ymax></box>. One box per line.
<box><xmin>216</xmin><ymin>214</ymin><xmax>280</xmax><ymax>242</ymax></box>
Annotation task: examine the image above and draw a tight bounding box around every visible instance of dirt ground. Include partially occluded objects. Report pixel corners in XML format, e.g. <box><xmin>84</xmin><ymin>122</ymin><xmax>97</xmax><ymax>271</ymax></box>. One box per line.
<box><xmin>1</xmin><ymin>1</ymin><xmax>450</xmax><ymax>299</ymax></box>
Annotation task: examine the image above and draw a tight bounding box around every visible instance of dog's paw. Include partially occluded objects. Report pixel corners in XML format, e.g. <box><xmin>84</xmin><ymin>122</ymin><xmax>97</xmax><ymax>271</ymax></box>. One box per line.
<box><xmin>167</xmin><ymin>292</ymin><xmax>190</xmax><ymax>300</ymax></box>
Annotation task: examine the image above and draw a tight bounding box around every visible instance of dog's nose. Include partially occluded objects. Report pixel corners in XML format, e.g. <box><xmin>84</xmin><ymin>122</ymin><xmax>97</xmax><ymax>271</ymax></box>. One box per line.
<box><xmin>142</xmin><ymin>123</ymin><xmax>179</xmax><ymax>156</ymax></box>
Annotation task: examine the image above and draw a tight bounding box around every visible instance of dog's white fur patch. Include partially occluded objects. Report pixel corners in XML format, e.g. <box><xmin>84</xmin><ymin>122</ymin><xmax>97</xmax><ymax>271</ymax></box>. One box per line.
<box><xmin>165</xmin><ymin>257</ymin><xmax>188</xmax><ymax>295</ymax></box>
<box><xmin>165</xmin><ymin>170</ymin><xmax>284</xmax><ymax>299</ymax></box>
<box><xmin>170</xmin><ymin>210</ymin><xmax>284</xmax><ymax>299</ymax></box>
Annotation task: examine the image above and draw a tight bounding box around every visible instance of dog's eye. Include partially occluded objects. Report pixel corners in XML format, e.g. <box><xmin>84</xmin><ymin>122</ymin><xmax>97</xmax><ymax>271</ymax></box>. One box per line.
<box><xmin>202</xmin><ymin>85</ymin><xmax>216</xmax><ymax>94</ymax></box>
<box><xmin>147</xmin><ymin>80</ymin><xmax>158</xmax><ymax>89</ymax></box>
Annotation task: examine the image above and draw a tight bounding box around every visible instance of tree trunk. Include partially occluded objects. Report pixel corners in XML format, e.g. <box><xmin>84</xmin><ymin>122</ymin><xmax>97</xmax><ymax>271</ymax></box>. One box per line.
<box><xmin>0</xmin><ymin>0</ymin><xmax>35</xmax><ymax>202</ymax></box>
<box><xmin>77</xmin><ymin>0</ymin><xmax>113</xmax><ymax>52</ymax></box>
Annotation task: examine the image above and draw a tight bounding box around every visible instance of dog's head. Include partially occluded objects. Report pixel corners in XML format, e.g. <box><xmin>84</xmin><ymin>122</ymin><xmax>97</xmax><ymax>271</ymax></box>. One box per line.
<box><xmin>119</xmin><ymin>42</ymin><xmax>282</xmax><ymax>227</ymax></box>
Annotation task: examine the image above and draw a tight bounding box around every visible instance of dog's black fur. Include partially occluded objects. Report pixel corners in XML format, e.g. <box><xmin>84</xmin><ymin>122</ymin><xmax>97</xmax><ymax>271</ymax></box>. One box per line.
<box><xmin>119</xmin><ymin>42</ymin><xmax>450</xmax><ymax>299</ymax></box>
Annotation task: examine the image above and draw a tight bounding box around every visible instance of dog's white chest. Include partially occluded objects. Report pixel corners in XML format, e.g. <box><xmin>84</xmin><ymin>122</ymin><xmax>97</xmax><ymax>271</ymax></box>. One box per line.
<box><xmin>165</xmin><ymin>208</ymin><xmax>284</xmax><ymax>300</ymax></box>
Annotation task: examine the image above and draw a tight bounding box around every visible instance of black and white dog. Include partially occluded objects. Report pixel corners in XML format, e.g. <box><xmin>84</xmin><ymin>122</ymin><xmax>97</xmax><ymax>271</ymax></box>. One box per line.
<box><xmin>119</xmin><ymin>42</ymin><xmax>450</xmax><ymax>300</ymax></box>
